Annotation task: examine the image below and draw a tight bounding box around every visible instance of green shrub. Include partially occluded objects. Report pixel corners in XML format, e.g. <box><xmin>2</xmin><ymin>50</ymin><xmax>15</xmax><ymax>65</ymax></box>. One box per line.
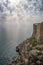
<box><xmin>29</xmin><ymin>38</ymin><xmax>37</xmax><ymax>46</ymax></box>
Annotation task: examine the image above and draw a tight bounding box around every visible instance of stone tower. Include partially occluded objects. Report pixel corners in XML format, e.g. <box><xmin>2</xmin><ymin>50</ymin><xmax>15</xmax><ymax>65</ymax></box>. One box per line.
<box><xmin>32</xmin><ymin>22</ymin><xmax>43</xmax><ymax>42</ymax></box>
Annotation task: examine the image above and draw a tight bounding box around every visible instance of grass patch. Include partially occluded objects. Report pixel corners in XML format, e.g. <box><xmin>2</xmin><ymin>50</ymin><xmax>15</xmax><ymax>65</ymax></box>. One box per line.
<box><xmin>29</xmin><ymin>38</ymin><xmax>37</xmax><ymax>46</ymax></box>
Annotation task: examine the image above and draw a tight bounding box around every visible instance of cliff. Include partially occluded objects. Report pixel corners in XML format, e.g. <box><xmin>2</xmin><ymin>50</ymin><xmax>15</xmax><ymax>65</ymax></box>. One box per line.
<box><xmin>8</xmin><ymin>22</ymin><xmax>43</xmax><ymax>65</ymax></box>
<box><xmin>32</xmin><ymin>22</ymin><xmax>43</xmax><ymax>42</ymax></box>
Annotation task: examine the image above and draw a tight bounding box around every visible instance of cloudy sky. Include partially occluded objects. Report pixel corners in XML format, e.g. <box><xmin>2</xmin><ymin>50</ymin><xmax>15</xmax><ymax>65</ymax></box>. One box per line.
<box><xmin>0</xmin><ymin>0</ymin><xmax>43</xmax><ymax>24</ymax></box>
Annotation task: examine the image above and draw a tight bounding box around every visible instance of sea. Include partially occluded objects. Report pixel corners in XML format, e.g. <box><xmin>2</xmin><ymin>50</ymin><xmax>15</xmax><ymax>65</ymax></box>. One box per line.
<box><xmin>0</xmin><ymin>22</ymin><xmax>33</xmax><ymax>65</ymax></box>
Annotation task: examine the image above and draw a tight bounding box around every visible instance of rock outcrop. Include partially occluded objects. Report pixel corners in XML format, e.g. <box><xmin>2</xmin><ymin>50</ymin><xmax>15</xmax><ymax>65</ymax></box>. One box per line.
<box><xmin>32</xmin><ymin>22</ymin><xmax>43</xmax><ymax>42</ymax></box>
<box><xmin>8</xmin><ymin>22</ymin><xmax>43</xmax><ymax>65</ymax></box>
<box><xmin>8</xmin><ymin>39</ymin><xmax>43</xmax><ymax>65</ymax></box>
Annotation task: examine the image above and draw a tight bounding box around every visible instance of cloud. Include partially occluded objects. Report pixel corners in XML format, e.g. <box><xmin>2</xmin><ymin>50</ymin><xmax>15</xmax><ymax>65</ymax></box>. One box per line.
<box><xmin>0</xmin><ymin>3</ymin><xmax>4</xmax><ymax>12</ymax></box>
<box><xmin>0</xmin><ymin>0</ymin><xmax>43</xmax><ymax>23</ymax></box>
<box><xmin>14</xmin><ymin>0</ymin><xmax>43</xmax><ymax>22</ymax></box>
<box><xmin>20</xmin><ymin>0</ymin><xmax>43</xmax><ymax>14</ymax></box>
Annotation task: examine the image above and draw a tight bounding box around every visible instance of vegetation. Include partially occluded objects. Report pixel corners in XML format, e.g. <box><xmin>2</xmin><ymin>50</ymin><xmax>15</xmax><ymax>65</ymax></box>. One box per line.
<box><xmin>29</xmin><ymin>37</ymin><xmax>37</xmax><ymax>46</ymax></box>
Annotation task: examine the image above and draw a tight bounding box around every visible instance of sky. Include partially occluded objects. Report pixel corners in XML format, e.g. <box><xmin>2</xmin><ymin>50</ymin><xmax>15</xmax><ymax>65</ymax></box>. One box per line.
<box><xmin>0</xmin><ymin>0</ymin><xmax>43</xmax><ymax>25</ymax></box>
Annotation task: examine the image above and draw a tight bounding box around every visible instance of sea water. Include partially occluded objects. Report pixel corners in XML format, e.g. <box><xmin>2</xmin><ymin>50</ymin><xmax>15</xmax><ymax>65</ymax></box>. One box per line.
<box><xmin>0</xmin><ymin>22</ymin><xmax>33</xmax><ymax>65</ymax></box>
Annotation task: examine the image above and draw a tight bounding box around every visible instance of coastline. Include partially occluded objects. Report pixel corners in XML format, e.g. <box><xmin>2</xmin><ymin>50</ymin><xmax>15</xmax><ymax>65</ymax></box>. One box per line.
<box><xmin>8</xmin><ymin>38</ymin><xmax>43</xmax><ymax>65</ymax></box>
<box><xmin>8</xmin><ymin>22</ymin><xmax>43</xmax><ymax>65</ymax></box>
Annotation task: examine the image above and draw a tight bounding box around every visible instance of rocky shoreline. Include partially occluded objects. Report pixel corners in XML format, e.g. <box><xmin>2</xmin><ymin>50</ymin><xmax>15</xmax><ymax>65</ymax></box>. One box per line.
<box><xmin>8</xmin><ymin>22</ymin><xmax>43</xmax><ymax>65</ymax></box>
<box><xmin>8</xmin><ymin>38</ymin><xmax>43</xmax><ymax>65</ymax></box>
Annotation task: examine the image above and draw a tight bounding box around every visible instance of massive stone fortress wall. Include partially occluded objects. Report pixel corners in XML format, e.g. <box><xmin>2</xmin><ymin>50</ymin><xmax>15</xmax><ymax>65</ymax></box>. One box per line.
<box><xmin>32</xmin><ymin>22</ymin><xmax>43</xmax><ymax>42</ymax></box>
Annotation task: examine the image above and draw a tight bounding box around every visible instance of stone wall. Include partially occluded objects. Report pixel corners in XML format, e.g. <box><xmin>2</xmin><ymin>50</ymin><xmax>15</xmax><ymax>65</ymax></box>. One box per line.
<box><xmin>32</xmin><ymin>24</ymin><xmax>37</xmax><ymax>38</ymax></box>
<box><xmin>40</xmin><ymin>22</ymin><xmax>43</xmax><ymax>42</ymax></box>
<box><xmin>32</xmin><ymin>22</ymin><xmax>43</xmax><ymax>42</ymax></box>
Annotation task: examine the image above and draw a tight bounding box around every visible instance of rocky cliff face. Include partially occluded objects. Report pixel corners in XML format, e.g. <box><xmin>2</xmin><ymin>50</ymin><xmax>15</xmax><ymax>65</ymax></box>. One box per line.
<box><xmin>32</xmin><ymin>22</ymin><xmax>43</xmax><ymax>42</ymax></box>
<box><xmin>8</xmin><ymin>38</ymin><xmax>43</xmax><ymax>65</ymax></box>
<box><xmin>8</xmin><ymin>22</ymin><xmax>43</xmax><ymax>65</ymax></box>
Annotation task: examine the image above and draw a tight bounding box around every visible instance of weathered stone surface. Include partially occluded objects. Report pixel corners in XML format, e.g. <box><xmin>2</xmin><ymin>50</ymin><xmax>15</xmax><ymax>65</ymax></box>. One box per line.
<box><xmin>8</xmin><ymin>22</ymin><xmax>43</xmax><ymax>65</ymax></box>
<box><xmin>32</xmin><ymin>22</ymin><xmax>43</xmax><ymax>42</ymax></box>
<box><xmin>8</xmin><ymin>42</ymin><xmax>43</xmax><ymax>65</ymax></box>
<box><xmin>29</xmin><ymin>49</ymin><xmax>43</xmax><ymax>64</ymax></box>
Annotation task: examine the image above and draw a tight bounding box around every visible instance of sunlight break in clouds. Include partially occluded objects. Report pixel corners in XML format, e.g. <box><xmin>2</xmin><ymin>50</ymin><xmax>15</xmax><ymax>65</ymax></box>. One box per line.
<box><xmin>9</xmin><ymin>0</ymin><xmax>20</xmax><ymax>6</ymax></box>
<box><xmin>0</xmin><ymin>0</ymin><xmax>43</xmax><ymax>25</ymax></box>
